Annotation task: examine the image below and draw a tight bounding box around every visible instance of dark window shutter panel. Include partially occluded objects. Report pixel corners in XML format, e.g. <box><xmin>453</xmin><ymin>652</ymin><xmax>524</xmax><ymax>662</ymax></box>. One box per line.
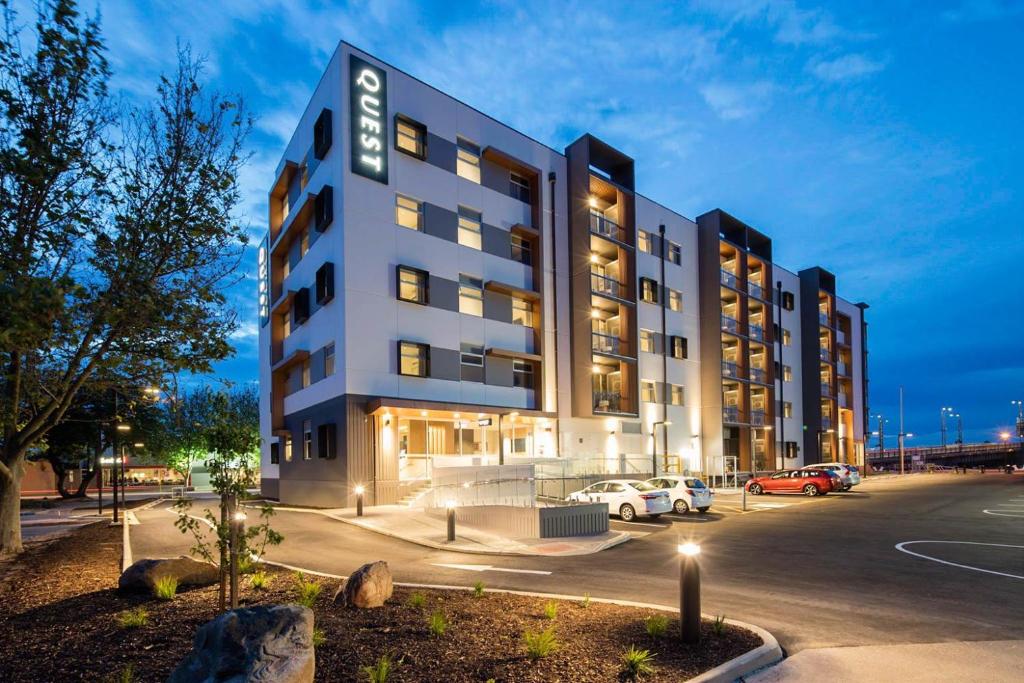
<box><xmin>314</xmin><ymin>185</ymin><xmax>334</xmax><ymax>232</ymax></box>
<box><xmin>318</xmin><ymin>423</ymin><xmax>337</xmax><ymax>459</ymax></box>
<box><xmin>783</xmin><ymin>291</ymin><xmax>795</xmax><ymax>311</ymax></box>
<box><xmin>270</xmin><ymin>442</ymin><xmax>280</xmax><ymax>464</ymax></box>
<box><xmin>316</xmin><ymin>262</ymin><xmax>335</xmax><ymax>305</ymax></box>
<box><xmin>313</xmin><ymin>108</ymin><xmax>332</xmax><ymax>160</ymax></box>
<box><xmin>292</xmin><ymin>287</ymin><xmax>310</xmax><ymax>325</ymax></box>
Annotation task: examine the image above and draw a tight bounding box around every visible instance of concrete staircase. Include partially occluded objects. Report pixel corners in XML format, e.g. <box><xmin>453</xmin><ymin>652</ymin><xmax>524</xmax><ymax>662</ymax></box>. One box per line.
<box><xmin>398</xmin><ymin>482</ymin><xmax>432</xmax><ymax>507</ymax></box>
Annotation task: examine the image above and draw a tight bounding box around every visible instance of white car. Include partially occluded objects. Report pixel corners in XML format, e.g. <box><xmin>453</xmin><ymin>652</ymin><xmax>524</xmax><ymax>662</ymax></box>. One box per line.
<box><xmin>646</xmin><ymin>476</ymin><xmax>714</xmax><ymax>514</ymax></box>
<box><xmin>566</xmin><ymin>479</ymin><xmax>672</xmax><ymax>521</ymax></box>
<box><xmin>802</xmin><ymin>462</ymin><xmax>861</xmax><ymax>490</ymax></box>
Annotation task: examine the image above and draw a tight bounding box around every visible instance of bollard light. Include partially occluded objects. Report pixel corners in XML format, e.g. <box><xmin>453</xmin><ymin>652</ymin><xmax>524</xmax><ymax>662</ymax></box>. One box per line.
<box><xmin>678</xmin><ymin>542</ymin><xmax>702</xmax><ymax>644</ymax></box>
<box><xmin>445</xmin><ymin>499</ymin><xmax>457</xmax><ymax>542</ymax></box>
<box><xmin>355</xmin><ymin>485</ymin><xmax>365</xmax><ymax>517</ymax></box>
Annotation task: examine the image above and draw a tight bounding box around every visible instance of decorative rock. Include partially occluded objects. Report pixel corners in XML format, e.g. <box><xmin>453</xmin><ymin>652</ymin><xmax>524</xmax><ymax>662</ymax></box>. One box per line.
<box><xmin>333</xmin><ymin>560</ymin><xmax>393</xmax><ymax>608</ymax></box>
<box><xmin>167</xmin><ymin>605</ymin><xmax>315</xmax><ymax>683</ymax></box>
<box><xmin>118</xmin><ymin>555</ymin><xmax>219</xmax><ymax>592</ymax></box>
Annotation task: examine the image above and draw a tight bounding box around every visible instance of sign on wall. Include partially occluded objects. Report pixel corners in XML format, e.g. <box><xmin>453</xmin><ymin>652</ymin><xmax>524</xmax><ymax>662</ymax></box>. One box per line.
<box><xmin>349</xmin><ymin>54</ymin><xmax>388</xmax><ymax>184</ymax></box>
<box><xmin>258</xmin><ymin>234</ymin><xmax>269</xmax><ymax>327</ymax></box>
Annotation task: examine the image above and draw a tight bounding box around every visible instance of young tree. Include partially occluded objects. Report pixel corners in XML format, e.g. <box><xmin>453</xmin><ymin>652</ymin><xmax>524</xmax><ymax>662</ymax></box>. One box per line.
<box><xmin>0</xmin><ymin>1</ymin><xmax>251</xmax><ymax>555</ymax></box>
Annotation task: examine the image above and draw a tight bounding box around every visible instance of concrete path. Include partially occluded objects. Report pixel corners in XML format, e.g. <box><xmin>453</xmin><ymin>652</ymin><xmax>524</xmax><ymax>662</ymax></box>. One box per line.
<box><xmin>746</xmin><ymin>639</ymin><xmax>1024</xmax><ymax>682</ymax></box>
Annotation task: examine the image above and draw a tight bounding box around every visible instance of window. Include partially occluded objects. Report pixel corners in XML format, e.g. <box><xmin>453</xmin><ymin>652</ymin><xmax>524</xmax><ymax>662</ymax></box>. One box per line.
<box><xmin>313</xmin><ymin>108</ymin><xmax>332</xmax><ymax>160</ymax></box>
<box><xmin>667</xmin><ymin>241</ymin><xmax>681</xmax><ymax>265</ymax></box>
<box><xmin>300</xmin><ymin>229</ymin><xmax>310</xmax><ymax>258</ymax></box>
<box><xmin>302</xmin><ymin>420</ymin><xmax>312</xmax><ymax>460</ymax></box>
<box><xmin>782</xmin><ymin>291</ymin><xmax>795</xmax><ymax>311</ymax></box>
<box><xmin>782</xmin><ymin>401</ymin><xmax>793</xmax><ymax>418</ymax></box>
<box><xmin>395</xmin><ymin>194</ymin><xmax>423</xmax><ymax>230</ymax></box>
<box><xmin>640</xmin><ymin>277</ymin><xmax>658</xmax><ymax>303</ymax></box>
<box><xmin>785</xmin><ymin>441</ymin><xmax>799</xmax><ymax>458</ymax></box>
<box><xmin>511</xmin><ymin>297</ymin><xmax>533</xmax><ymax>327</ymax></box>
<box><xmin>459</xmin><ymin>274</ymin><xmax>483</xmax><ymax>316</ymax></box>
<box><xmin>395</xmin><ymin>115</ymin><xmax>426</xmax><ymax>159</ymax></box>
<box><xmin>456</xmin><ymin>136</ymin><xmax>481</xmax><ymax>183</ymax></box>
<box><xmin>399</xmin><ymin>341</ymin><xmax>429</xmax><ymax>377</ymax></box>
<box><xmin>511</xmin><ymin>234</ymin><xmax>532</xmax><ymax>265</ymax></box>
<box><xmin>783</xmin><ymin>365</ymin><xmax>793</xmax><ymax>382</ymax></box>
<box><xmin>280</xmin><ymin>312</ymin><xmax>291</xmax><ymax>338</ymax></box>
<box><xmin>668</xmin><ymin>288</ymin><xmax>683</xmax><ymax>312</ymax></box>
<box><xmin>641</xmin><ymin>380</ymin><xmax>657</xmax><ymax>403</ymax></box>
<box><xmin>637</xmin><ymin>230</ymin><xmax>652</xmax><ymax>254</ymax></box>
<box><xmin>324</xmin><ymin>343</ymin><xmax>335</xmax><ymax>376</ymax></box>
<box><xmin>397</xmin><ymin>266</ymin><xmax>428</xmax><ymax>304</ymax></box>
<box><xmin>314</xmin><ymin>185</ymin><xmax>333</xmax><ymax>232</ymax></box>
<box><xmin>670</xmin><ymin>335</ymin><xmax>688</xmax><ymax>359</ymax></box>
<box><xmin>315</xmin><ymin>262</ymin><xmax>334</xmax><ymax>304</ymax></box>
<box><xmin>282</xmin><ymin>255</ymin><xmax>290</xmax><ymax>280</ymax></box>
<box><xmin>669</xmin><ymin>384</ymin><xmax>685</xmax><ymax>406</ymax></box>
<box><xmin>317</xmin><ymin>423</ymin><xmax>336</xmax><ymax>459</ymax></box>
<box><xmin>782</xmin><ymin>328</ymin><xmax>792</xmax><ymax>346</ymax></box>
<box><xmin>513</xmin><ymin>360</ymin><xmax>534</xmax><ymax>389</ymax></box>
<box><xmin>457</xmin><ymin>206</ymin><xmax>482</xmax><ymax>249</ymax></box>
<box><xmin>283</xmin><ymin>434</ymin><xmax>292</xmax><ymax>462</ymax></box>
<box><xmin>301</xmin><ymin>360</ymin><xmax>311</xmax><ymax>389</ymax></box>
<box><xmin>460</xmin><ymin>343</ymin><xmax>484</xmax><ymax>382</ymax></box>
<box><xmin>270</xmin><ymin>442</ymin><xmax>280</xmax><ymax>465</ymax></box>
<box><xmin>292</xmin><ymin>288</ymin><xmax>310</xmax><ymax>326</ymax></box>
<box><xmin>509</xmin><ymin>172</ymin><xmax>531</xmax><ymax>202</ymax></box>
<box><xmin>639</xmin><ymin>329</ymin><xmax>655</xmax><ymax>353</ymax></box>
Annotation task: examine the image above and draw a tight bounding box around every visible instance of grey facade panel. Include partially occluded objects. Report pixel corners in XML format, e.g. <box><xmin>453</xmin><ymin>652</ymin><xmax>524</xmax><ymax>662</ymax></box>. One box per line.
<box><xmin>310</xmin><ymin>346</ymin><xmax>326</xmax><ymax>384</ymax></box>
<box><xmin>481</xmin><ymin>223</ymin><xmax>510</xmax><ymax>259</ymax></box>
<box><xmin>483</xmin><ymin>289</ymin><xmax>511</xmax><ymax>323</ymax></box>
<box><xmin>430</xmin><ymin>347</ymin><xmax>461</xmax><ymax>381</ymax></box>
<box><xmin>260</xmin><ymin>477</ymin><xmax>280</xmax><ymax>500</ymax></box>
<box><xmin>480</xmin><ymin>159</ymin><xmax>508</xmax><ymax>197</ymax></box>
<box><xmin>279</xmin><ymin>395</ymin><xmax>348</xmax><ymax>486</ymax></box>
<box><xmin>485</xmin><ymin>356</ymin><xmax>514</xmax><ymax>387</ymax></box>
<box><xmin>428</xmin><ymin>275</ymin><xmax>460</xmax><ymax>312</ymax></box>
<box><xmin>423</xmin><ymin>203</ymin><xmax>458</xmax><ymax>243</ymax></box>
<box><xmin>425</xmin><ymin>133</ymin><xmax>456</xmax><ymax>173</ymax></box>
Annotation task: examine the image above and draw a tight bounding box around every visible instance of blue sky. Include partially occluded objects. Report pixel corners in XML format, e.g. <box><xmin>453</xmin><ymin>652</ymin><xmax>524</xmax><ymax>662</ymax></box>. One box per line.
<box><xmin>83</xmin><ymin>0</ymin><xmax>1023</xmax><ymax>445</ymax></box>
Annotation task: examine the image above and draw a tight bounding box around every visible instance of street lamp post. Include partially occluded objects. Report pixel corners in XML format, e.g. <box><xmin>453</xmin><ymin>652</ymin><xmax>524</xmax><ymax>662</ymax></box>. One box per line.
<box><xmin>230</xmin><ymin>508</ymin><xmax>246</xmax><ymax>610</ymax></box>
<box><xmin>678</xmin><ymin>543</ymin><xmax>701</xmax><ymax>644</ymax></box>
<box><xmin>955</xmin><ymin>413</ymin><xmax>963</xmax><ymax>449</ymax></box>
<box><xmin>1012</xmin><ymin>400</ymin><xmax>1023</xmax><ymax>448</ymax></box>
<box><xmin>940</xmin><ymin>407</ymin><xmax>953</xmax><ymax>448</ymax></box>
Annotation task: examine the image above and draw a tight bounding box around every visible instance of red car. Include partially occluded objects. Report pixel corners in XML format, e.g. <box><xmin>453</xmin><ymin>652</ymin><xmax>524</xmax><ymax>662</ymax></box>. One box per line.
<box><xmin>745</xmin><ymin>469</ymin><xmax>834</xmax><ymax>497</ymax></box>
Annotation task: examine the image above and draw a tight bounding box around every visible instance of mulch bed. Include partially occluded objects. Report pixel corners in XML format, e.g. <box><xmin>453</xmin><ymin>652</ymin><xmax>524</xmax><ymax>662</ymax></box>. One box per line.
<box><xmin>0</xmin><ymin>523</ymin><xmax>761</xmax><ymax>682</ymax></box>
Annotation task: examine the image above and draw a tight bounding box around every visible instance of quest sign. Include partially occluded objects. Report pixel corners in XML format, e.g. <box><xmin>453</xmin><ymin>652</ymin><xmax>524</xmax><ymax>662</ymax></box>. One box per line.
<box><xmin>349</xmin><ymin>54</ymin><xmax>388</xmax><ymax>184</ymax></box>
<box><xmin>258</xmin><ymin>234</ymin><xmax>269</xmax><ymax>327</ymax></box>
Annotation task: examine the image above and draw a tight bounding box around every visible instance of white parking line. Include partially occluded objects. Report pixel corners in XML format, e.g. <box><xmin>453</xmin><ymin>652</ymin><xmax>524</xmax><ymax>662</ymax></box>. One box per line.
<box><xmin>895</xmin><ymin>541</ymin><xmax>1024</xmax><ymax>580</ymax></box>
<box><xmin>983</xmin><ymin>510</ymin><xmax>1024</xmax><ymax>518</ymax></box>
<box><xmin>613</xmin><ymin>520</ymin><xmax>668</xmax><ymax>528</ymax></box>
<box><xmin>431</xmin><ymin>563</ymin><xmax>552</xmax><ymax>576</ymax></box>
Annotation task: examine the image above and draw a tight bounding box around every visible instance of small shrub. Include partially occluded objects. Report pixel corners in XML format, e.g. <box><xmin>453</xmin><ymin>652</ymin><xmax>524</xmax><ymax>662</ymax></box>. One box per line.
<box><xmin>580</xmin><ymin>592</ymin><xmax>591</xmax><ymax>609</ymax></box>
<box><xmin>362</xmin><ymin>654</ymin><xmax>396</xmax><ymax>683</ymax></box>
<box><xmin>407</xmin><ymin>591</ymin><xmax>427</xmax><ymax>609</ymax></box>
<box><xmin>428</xmin><ymin>610</ymin><xmax>448</xmax><ymax>637</ymax></box>
<box><xmin>238</xmin><ymin>557</ymin><xmax>256</xmax><ymax>575</ymax></box>
<box><xmin>312</xmin><ymin>627</ymin><xmax>326</xmax><ymax>648</ymax></box>
<box><xmin>117</xmin><ymin>607</ymin><xmax>149</xmax><ymax>629</ymax></box>
<box><xmin>645</xmin><ymin>614</ymin><xmax>669</xmax><ymax>638</ymax></box>
<box><xmin>712</xmin><ymin>614</ymin><xmax>727</xmax><ymax>636</ymax></box>
<box><xmin>249</xmin><ymin>570</ymin><xmax>270</xmax><ymax>591</ymax></box>
<box><xmin>620</xmin><ymin>645</ymin><xmax>656</xmax><ymax>680</ymax></box>
<box><xmin>294</xmin><ymin>574</ymin><xmax>322</xmax><ymax>609</ymax></box>
<box><xmin>543</xmin><ymin>600</ymin><xmax>558</xmax><ymax>620</ymax></box>
<box><xmin>152</xmin><ymin>576</ymin><xmax>178</xmax><ymax>601</ymax></box>
<box><xmin>473</xmin><ymin>580</ymin><xmax>485</xmax><ymax>598</ymax></box>
<box><xmin>104</xmin><ymin>664</ymin><xmax>136</xmax><ymax>683</ymax></box>
<box><xmin>523</xmin><ymin>626</ymin><xmax>559</xmax><ymax>660</ymax></box>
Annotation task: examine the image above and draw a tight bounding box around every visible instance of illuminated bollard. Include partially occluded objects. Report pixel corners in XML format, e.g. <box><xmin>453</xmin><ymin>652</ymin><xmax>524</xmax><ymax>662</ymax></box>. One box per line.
<box><xmin>446</xmin><ymin>499</ymin><xmax>457</xmax><ymax>542</ymax></box>
<box><xmin>355</xmin><ymin>485</ymin><xmax>365</xmax><ymax>517</ymax></box>
<box><xmin>678</xmin><ymin>543</ymin><xmax>702</xmax><ymax>644</ymax></box>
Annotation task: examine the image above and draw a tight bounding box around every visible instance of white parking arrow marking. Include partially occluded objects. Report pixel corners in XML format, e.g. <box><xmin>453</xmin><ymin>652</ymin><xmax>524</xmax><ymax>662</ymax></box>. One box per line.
<box><xmin>431</xmin><ymin>563</ymin><xmax>551</xmax><ymax>575</ymax></box>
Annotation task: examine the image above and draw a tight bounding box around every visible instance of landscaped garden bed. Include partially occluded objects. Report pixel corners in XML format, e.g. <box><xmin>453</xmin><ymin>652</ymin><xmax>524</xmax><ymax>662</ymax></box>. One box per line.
<box><xmin>0</xmin><ymin>523</ymin><xmax>762</xmax><ymax>682</ymax></box>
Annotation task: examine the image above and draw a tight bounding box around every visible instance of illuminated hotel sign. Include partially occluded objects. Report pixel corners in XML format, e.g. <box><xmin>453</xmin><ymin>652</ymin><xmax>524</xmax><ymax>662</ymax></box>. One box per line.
<box><xmin>258</xmin><ymin>235</ymin><xmax>269</xmax><ymax>327</ymax></box>
<box><xmin>349</xmin><ymin>54</ymin><xmax>388</xmax><ymax>184</ymax></box>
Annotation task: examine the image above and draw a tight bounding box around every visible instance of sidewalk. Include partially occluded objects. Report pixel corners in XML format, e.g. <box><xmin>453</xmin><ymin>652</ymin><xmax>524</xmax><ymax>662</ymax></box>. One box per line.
<box><xmin>747</xmin><ymin>640</ymin><xmax>1024</xmax><ymax>683</ymax></box>
<box><xmin>268</xmin><ymin>504</ymin><xmax>632</xmax><ymax>557</ymax></box>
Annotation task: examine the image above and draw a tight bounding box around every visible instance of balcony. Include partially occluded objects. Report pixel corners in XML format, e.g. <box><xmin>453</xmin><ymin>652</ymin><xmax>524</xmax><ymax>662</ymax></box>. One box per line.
<box><xmin>749</xmin><ymin>323</ymin><xmax>765</xmax><ymax>342</ymax></box>
<box><xmin>837</xmin><ymin>330</ymin><xmax>849</xmax><ymax>346</ymax></box>
<box><xmin>819</xmin><ymin>347</ymin><xmax>831</xmax><ymax>362</ymax></box>
<box><xmin>593</xmin><ymin>391</ymin><xmax>624</xmax><ymax>414</ymax></box>
<box><xmin>721</xmin><ymin>314</ymin><xmax>740</xmax><ymax>335</ymax></box>
<box><xmin>821</xmin><ymin>416</ymin><xmax>833</xmax><ymax>429</ymax></box>
<box><xmin>590</xmin><ymin>271</ymin><xmax>627</xmax><ymax>300</ymax></box>
<box><xmin>839</xmin><ymin>393</ymin><xmax>850</xmax><ymax>408</ymax></box>
<box><xmin>750</xmin><ymin>367</ymin><xmax>767</xmax><ymax>384</ymax></box>
<box><xmin>751</xmin><ymin>410</ymin><xmax>767</xmax><ymax>426</ymax></box>
<box><xmin>837</xmin><ymin>361</ymin><xmax>850</xmax><ymax>377</ymax></box>
<box><xmin>592</xmin><ymin>332</ymin><xmax>624</xmax><ymax>356</ymax></box>
<box><xmin>723</xmin><ymin>406</ymin><xmax>741</xmax><ymax>423</ymax></box>
<box><xmin>722</xmin><ymin>360</ymin><xmax>741</xmax><ymax>379</ymax></box>
<box><xmin>720</xmin><ymin>269</ymin><xmax>738</xmax><ymax>288</ymax></box>
<box><xmin>821</xmin><ymin>382</ymin><xmax>833</xmax><ymax>398</ymax></box>
<box><xmin>819</xmin><ymin>312</ymin><xmax>830</xmax><ymax>327</ymax></box>
<box><xmin>589</xmin><ymin>212</ymin><xmax>629</xmax><ymax>244</ymax></box>
<box><xmin>748</xmin><ymin>282</ymin><xmax>767</xmax><ymax>300</ymax></box>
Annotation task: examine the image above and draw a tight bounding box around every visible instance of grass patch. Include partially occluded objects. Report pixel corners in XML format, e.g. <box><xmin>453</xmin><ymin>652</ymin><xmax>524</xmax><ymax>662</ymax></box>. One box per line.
<box><xmin>580</xmin><ymin>592</ymin><xmax>591</xmax><ymax>609</ymax></box>
<box><xmin>712</xmin><ymin>614</ymin><xmax>727</xmax><ymax>636</ymax></box>
<box><xmin>407</xmin><ymin>591</ymin><xmax>427</xmax><ymax>609</ymax></box>
<box><xmin>152</xmin><ymin>576</ymin><xmax>178</xmax><ymax>601</ymax></box>
<box><xmin>543</xmin><ymin>600</ymin><xmax>558</xmax><ymax>620</ymax></box>
<box><xmin>294</xmin><ymin>573</ymin><xmax>322</xmax><ymax>609</ymax></box>
<box><xmin>104</xmin><ymin>664</ymin><xmax>136</xmax><ymax>683</ymax></box>
<box><xmin>117</xmin><ymin>607</ymin><xmax>149</xmax><ymax>629</ymax></box>
<box><xmin>523</xmin><ymin>626</ymin><xmax>559</xmax><ymax>660</ymax></box>
<box><xmin>645</xmin><ymin>614</ymin><xmax>669</xmax><ymax>638</ymax></box>
<box><xmin>428</xmin><ymin>610</ymin><xmax>448</xmax><ymax>637</ymax></box>
<box><xmin>473</xmin><ymin>580</ymin><xmax>485</xmax><ymax>598</ymax></box>
<box><xmin>249</xmin><ymin>570</ymin><xmax>270</xmax><ymax>591</ymax></box>
<box><xmin>620</xmin><ymin>644</ymin><xmax>656</xmax><ymax>680</ymax></box>
<box><xmin>361</xmin><ymin>654</ymin><xmax>397</xmax><ymax>682</ymax></box>
<box><xmin>312</xmin><ymin>627</ymin><xmax>326</xmax><ymax>648</ymax></box>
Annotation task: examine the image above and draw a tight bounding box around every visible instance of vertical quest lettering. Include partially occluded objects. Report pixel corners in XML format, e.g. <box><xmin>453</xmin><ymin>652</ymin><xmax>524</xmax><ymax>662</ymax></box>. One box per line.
<box><xmin>349</xmin><ymin>55</ymin><xmax>388</xmax><ymax>183</ymax></box>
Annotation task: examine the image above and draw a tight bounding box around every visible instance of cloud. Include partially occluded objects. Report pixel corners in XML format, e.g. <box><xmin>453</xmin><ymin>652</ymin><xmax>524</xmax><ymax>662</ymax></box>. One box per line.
<box><xmin>941</xmin><ymin>0</ymin><xmax>1024</xmax><ymax>23</ymax></box>
<box><xmin>809</xmin><ymin>53</ymin><xmax>887</xmax><ymax>82</ymax></box>
<box><xmin>690</xmin><ymin>0</ymin><xmax>870</xmax><ymax>45</ymax></box>
<box><xmin>699</xmin><ymin>81</ymin><xmax>776</xmax><ymax>120</ymax></box>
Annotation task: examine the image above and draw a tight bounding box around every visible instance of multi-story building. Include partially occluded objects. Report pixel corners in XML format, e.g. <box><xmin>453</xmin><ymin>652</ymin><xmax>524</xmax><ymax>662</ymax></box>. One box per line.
<box><xmin>257</xmin><ymin>42</ymin><xmax>869</xmax><ymax>506</ymax></box>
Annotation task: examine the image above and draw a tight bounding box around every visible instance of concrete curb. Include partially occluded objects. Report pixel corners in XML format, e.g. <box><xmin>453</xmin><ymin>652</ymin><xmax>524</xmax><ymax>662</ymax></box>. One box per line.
<box><xmin>121</xmin><ymin>511</ymin><xmax>135</xmax><ymax>572</ymax></box>
<box><xmin>263</xmin><ymin>504</ymin><xmax>632</xmax><ymax>557</ymax></box>
<box><xmin>255</xmin><ymin>557</ymin><xmax>780</xmax><ymax>683</ymax></box>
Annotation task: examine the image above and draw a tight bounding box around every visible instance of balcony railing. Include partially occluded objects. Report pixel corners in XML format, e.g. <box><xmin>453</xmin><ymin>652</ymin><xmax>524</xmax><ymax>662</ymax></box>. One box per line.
<box><xmin>837</xmin><ymin>361</ymin><xmax>850</xmax><ymax>377</ymax></box>
<box><xmin>750</xmin><ymin>367</ymin><xmax>767</xmax><ymax>383</ymax></box>
<box><xmin>589</xmin><ymin>212</ymin><xmax>628</xmax><ymax>243</ymax></box>
<box><xmin>720</xmin><ymin>269</ymin><xmax>738</xmax><ymax>288</ymax></box>
<box><xmin>837</xmin><ymin>330</ymin><xmax>849</xmax><ymax>346</ymax></box>
<box><xmin>821</xmin><ymin>416</ymin><xmax>833</xmax><ymax>429</ymax></box>
<box><xmin>749</xmin><ymin>323</ymin><xmax>765</xmax><ymax>341</ymax></box>
<box><xmin>750</xmin><ymin>410</ymin><xmax>767</xmax><ymax>426</ymax></box>
<box><xmin>592</xmin><ymin>332</ymin><xmax>622</xmax><ymax>356</ymax></box>
<box><xmin>819</xmin><ymin>347</ymin><xmax>831</xmax><ymax>362</ymax></box>
<box><xmin>722</xmin><ymin>360</ymin><xmax>741</xmax><ymax>378</ymax></box>
<box><xmin>748</xmin><ymin>282</ymin><xmax>765</xmax><ymax>300</ymax></box>
<box><xmin>819</xmin><ymin>312</ymin><xmax>830</xmax><ymax>327</ymax></box>
<box><xmin>590</xmin><ymin>271</ymin><xmax>626</xmax><ymax>299</ymax></box>
<box><xmin>839</xmin><ymin>393</ymin><xmax>850</xmax><ymax>408</ymax></box>
<box><xmin>821</xmin><ymin>382</ymin><xmax>833</xmax><ymax>398</ymax></box>
<box><xmin>723</xmin><ymin>406</ymin><xmax>741</xmax><ymax>423</ymax></box>
<box><xmin>593</xmin><ymin>391</ymin><xmax>624</xmax><ymax>413</ymax></box>
<box><xmin>721</xmin><ymin>314</ymin><xmax>740</xmax><ymax>334</ymax></box>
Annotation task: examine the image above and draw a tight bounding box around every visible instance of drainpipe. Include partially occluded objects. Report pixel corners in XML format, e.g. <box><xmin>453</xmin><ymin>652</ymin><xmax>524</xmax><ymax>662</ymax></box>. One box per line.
<box><xmin>776</xmin><ymin>280</ymin><xmax>784</xmax><ymax>467</ymax></box>
<box><xmin>659</xmin><ymin>224</ymin><xmax>668</xmax><ymax>475</ymax></box>
<box><xmin>548</xmin><ymin>171</ymin><xmax>560</xmax><ymax>457</ymax></box>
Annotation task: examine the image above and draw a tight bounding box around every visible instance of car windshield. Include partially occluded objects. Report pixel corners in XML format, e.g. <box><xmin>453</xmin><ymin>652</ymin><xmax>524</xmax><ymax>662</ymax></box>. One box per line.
<box><xmin>684</xmin><ymin>479</ymin><xmax>707</xmax><ymax>488</ymax></box>
<box><xmin>629</xmin><ymin>481</ymin><xmax>658</xmax><ymax>491</ymax></box>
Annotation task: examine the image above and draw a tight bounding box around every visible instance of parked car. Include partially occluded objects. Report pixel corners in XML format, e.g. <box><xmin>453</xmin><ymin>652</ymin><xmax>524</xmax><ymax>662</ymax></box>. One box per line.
<box><xmin>802</xmin><ymin>462</ymin><xmax>861</xmax><ymax>490</ymax></box>
<box><xmin>745</xmin><ymin>469</ymin><xmax>833</xmax><ymax>497</ymax></box>
<box><xmin>645</xmin><ymin>476</ymin><xmax>714</xmax><ymax>514</ymax></box>
<box><xmin>566</xmin><ymin>479</ymin><xmax>672</xmax><ymax>521</ymax></box>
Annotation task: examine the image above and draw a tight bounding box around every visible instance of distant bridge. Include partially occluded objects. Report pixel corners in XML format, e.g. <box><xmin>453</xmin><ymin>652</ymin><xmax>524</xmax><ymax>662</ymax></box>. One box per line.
<box><xmin>867</xmin><ymin>442</ymin><xmax>1022</xmax><ymax>469</ymax></box>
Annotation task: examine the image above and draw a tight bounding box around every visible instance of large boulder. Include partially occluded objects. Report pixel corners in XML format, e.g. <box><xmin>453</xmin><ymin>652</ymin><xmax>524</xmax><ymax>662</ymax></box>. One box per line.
<box><xmin>118</xmin><ymin>556</ymin><xmax>219</xmax><ymax>592</ymax></box>
<box><xmin>333</xmin><ymin>560</ymin><xmax>393</xmax><ymax>608</ymax></box>
<box><xmin>167</xmin><ymin>605</ymin><xmax>314</xmax><ymax>683</ymax></box>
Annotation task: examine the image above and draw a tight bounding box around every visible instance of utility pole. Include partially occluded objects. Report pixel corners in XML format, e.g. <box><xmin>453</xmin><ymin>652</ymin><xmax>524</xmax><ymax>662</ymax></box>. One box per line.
<box><xmin>876</xmin><ymin>414</ymin><xmax>885</xmax><ymax>452</ymax></box>
<box><xmin>956</xmin><ymin>413</ymin><xmax>963</xmax><ymax>449</ymax></box>
<box><xmin>898</xmin><ymin>387</ymin><xmax>906</xmax><ymax>475</ymax></box>
<box><xmin>658</xmin><ymin>224</ymin><xmax>669</xmax><ymax>474</ymax></box>
<box><xmin>1012</xmin><ymin>400</ymin><xmax>1023</xmax><ymax>449</ymax></box>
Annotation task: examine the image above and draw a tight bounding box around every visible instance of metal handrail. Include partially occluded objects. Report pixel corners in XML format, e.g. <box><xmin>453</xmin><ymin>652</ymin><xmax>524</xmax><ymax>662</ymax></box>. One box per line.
<box><xmin>720</xmin><ymin>269</ymin><xmax>738</xmax><ymax>288</ymax></box>
<box><xmin>590</xmin><ymin>271</ymin><xmax>625</xmax><ymax>299</ymax></box>
<box><xmin>721</xmin><ymin>314</ymin><xmax>740</xmax><ymax>334</ymax></box>
<box><xmin>589</xmin><ymin>212</ymin><xmax>627</xmax><ymax>243</ymax></box>
<box><xmin>592</xmin><ymin>331</ymin><xmax>622</xmax><ymax>355</ymax></box>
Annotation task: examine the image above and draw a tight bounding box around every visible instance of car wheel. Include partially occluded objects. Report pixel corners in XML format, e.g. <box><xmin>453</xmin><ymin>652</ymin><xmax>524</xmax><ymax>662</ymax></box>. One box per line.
<box><xmin>674</xmin><ymin>499</ymin><xmax>690</xmax><ymax>514</ymax></box>
<box><xmin>803</xmin><ymin>484</ymin><xmax>819</xmax><ymax>496</ymax></box>
<box><xmin>697</xmin><ymin>507</ymin><xmax>710</xmax><ymax>513</ymax></box>
<box><xmin>844</xmin><ymin>484</ymin><xmax>852</xmax><ymax>491</ymax></box>
<box><xmin>619</xmin><ymin>504</ymin><xmax>636</xmax><ymax>522</ymax></box>
<box><xmin>749</xmin><ymin>483</ymin><xmax>763</xmax><ymax>495</ymax></box>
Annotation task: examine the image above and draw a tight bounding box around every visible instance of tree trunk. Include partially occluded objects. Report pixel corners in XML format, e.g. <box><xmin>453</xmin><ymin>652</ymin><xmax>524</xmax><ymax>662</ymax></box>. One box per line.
<box><xmin>0</xmin><ymin>466</ymin><xmax>24</xmax><ymax>556</ymax></box>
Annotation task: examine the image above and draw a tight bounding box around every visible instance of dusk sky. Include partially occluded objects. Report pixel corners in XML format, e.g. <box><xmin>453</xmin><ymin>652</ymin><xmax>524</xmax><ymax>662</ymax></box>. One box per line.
<box><xmin>85</xmin><ymin>0</ymin><xmax>1022</xmax><ymax>445</ymax></box>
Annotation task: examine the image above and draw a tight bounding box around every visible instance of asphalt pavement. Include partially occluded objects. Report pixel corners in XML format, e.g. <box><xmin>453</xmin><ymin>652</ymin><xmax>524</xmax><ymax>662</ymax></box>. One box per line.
<box><xmin>131</xmin><ymin>472</ymin><xmax>1024</xmax><ymax>659</ymax></box>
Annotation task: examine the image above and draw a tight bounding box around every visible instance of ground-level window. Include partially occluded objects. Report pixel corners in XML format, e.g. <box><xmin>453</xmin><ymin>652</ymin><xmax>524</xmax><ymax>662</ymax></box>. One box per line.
<box><xmin>302</xmin><ymin>420</ymin><xmax>312</xmax><ymax>460</ymax></box>
<box><xmin>283</xmin><ymin>434</ymin><xmax>292</xmax><ymax>462</ymax></box>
